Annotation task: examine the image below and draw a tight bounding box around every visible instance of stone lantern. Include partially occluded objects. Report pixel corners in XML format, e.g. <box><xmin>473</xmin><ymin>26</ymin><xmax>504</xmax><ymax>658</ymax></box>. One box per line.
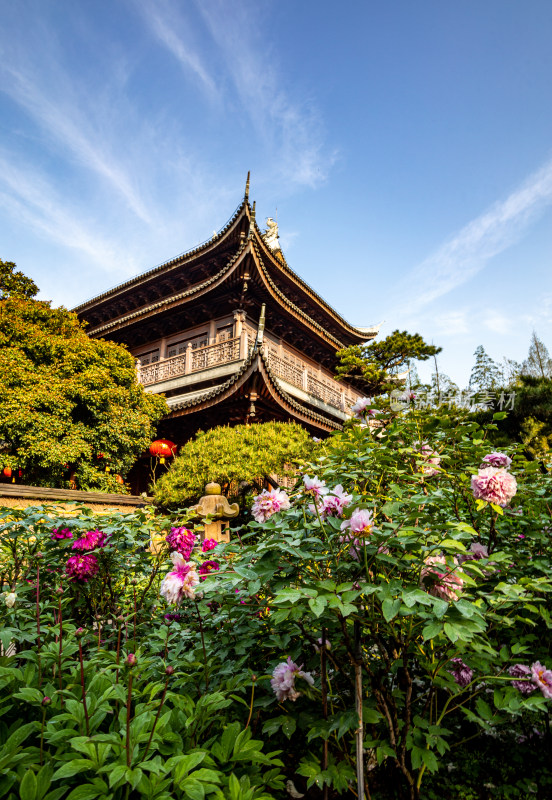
<box><xmin>189</xmin><ymin>482</ymin><xmax>239</xmax><ymax>543</ymax></box>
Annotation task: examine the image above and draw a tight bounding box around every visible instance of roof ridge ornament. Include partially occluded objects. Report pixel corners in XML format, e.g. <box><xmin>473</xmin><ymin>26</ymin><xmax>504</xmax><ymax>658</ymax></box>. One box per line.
<box><xmin>262</xmin><ymin>216</ymin><xmax>281</xmax><ymax>253</ymax></box>
<box><xmin>245</xmin><ymin>171</ymin><xmax>250</xmax><ymax>200</ymax></box>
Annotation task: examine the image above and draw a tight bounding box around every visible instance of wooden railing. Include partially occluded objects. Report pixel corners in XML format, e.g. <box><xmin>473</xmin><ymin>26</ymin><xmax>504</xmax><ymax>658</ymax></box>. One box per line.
<box><xmin>137</xmin><ymin>334</ymin><xmax>362</xmax><ymax>413</ymax></box>
<box><xmin>138</xmin><ymin>337</ymin><xmax>241</xmax><ymax>386</ymax></box>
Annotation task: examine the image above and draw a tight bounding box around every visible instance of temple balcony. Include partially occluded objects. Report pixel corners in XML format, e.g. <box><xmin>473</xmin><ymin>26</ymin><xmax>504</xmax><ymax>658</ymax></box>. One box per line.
<box><xmin>137</xmin><ymin>334</ymin><xmax>363</xmax><ymax>419</ymax></box>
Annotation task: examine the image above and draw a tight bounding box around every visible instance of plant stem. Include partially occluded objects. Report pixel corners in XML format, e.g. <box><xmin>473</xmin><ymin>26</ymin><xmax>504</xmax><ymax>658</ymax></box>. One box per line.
<box><xmin>126</xmin><ymin>671</ymin><xmax>133</xmax><ymax>767</ymax></box>
<box><xmin>115</xmin><ymin>621</ymin><xmax>122</xmax><ymax>684</ymax></box>
<box><xmin>194</xmin><ymin>602</ymin><xmax>209</xmax><ymax>691</ymax></box>
<box><xmin>36</xmin><ymin>563</ymin><xmax>42</xmax><ymax>687</ymax></box>
<box><xmin>142</xmin><ymin>678</ymin><xmax>168</xmax><ymax>760</ymax></box>
<box><xmin>245</xmin><ymin>677</ymin><xmax>256</xmax><ymax>729</ymax></box>
<box><xmin>58</xmin><ymin>595</ymin><xmax>63</xmax><ymax>705</ymax></box>
<box><xmin>38</xmin><ymin>705</ymin><xmax>47</xmax><ymax>765</ymax></box>
<box><xmin>354</xmin><ymin>621</ymin><xmax>365</xmax><ymax>800</ymax></box>
<box><xmin>321</xmin><ymin>627</ymin><xmax>329</xmax><ymax>800</ymax></box>
<box><xmin>78</xmin><ymin>640</ymin><xmax>90</xmax><ymax>737</ymax></box>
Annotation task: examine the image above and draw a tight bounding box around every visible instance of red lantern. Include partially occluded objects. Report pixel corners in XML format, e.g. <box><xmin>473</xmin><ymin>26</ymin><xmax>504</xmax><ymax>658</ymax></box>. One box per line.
<box><xmin>3</xmin><ymin>467</ymin><xmax>11</xmax><ymax>478</ymax></box>
<box><xmin>149</xmin><ymin>439</ymin><xmax>177</xmax><ymax>464</ymax></box>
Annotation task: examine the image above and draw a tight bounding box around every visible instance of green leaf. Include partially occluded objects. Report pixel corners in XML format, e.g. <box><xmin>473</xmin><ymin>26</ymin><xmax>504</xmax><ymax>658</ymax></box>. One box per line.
<box><xmin>308</xmin><ymin>596</ymin><xmax>327</xmax><ymax>617</ymax></box>
<box><xmin>382</xmin><ymin>598</ymin><xmax>401</xmax><ymax>622</ymax></box>
<box><xmin>422</xmin><ymin>622</ymin><xmax>442</xmax><ymax>640</ymax></box>
<box><xmin>281</xmin><ymin>717</ymin><xmax>296</xmax><ymax>739</ymax></box>
<box><xmin>20</xmin><ymin>770</ymin><xmax>37</xmax><ymax>800</ymax></box>
<box><xmin>65</xmin><ymin>787</ymin><xmax>101</xmax><ymax>800</ymax></box>
<box><xmin>52</xmin><ymin>759</ymin><xmax>94</xmax><ymax>780</ymax></box>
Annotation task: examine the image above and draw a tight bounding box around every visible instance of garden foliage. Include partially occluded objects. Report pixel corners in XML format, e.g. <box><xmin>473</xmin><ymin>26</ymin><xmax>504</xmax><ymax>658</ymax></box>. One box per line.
<box><xmin>153</xmin><ymin>421</ymin><xmax>316</xmax><ymax>507</ymax></box>
<box><xmin>1</xmin><ymin>401</ymin><xmax>551</xmax><ymax>799</ymax></box>
<box><xmin>0</xmin><ymin>292</ymin><xmax>167</xmax><ymax>491</ymax></box>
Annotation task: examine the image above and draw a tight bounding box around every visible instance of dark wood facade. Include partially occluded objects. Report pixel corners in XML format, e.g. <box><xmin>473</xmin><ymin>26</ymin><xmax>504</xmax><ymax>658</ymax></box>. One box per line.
<box><xmin>75</xmin><ymin>176</ymin><xmax>379</xmax><ymax>446</ymax></box>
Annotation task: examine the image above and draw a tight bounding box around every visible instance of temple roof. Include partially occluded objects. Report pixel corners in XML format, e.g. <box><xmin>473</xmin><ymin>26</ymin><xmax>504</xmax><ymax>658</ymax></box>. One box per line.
<box><xmin>165</xmin><ymin>344</ymin><xmax>342</xmax><ymax>433</ymax></box>
<box><xmin>74</xmin><ymin>178</ymin><xmax>379</xmax><ymax>350</ymax></box>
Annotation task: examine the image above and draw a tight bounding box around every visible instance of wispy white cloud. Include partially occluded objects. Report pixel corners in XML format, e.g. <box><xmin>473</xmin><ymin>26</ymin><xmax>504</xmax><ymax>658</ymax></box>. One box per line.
<box><xmin>395</xmin><ymin>156</ymin><xmax>552</xmax><ymax>315</ymax></box>
<box><xmin>482</xmin><ymin>309</ymin><xmax>512</xmax><ymax>335</ymax></box>
<box><xmin>139</xmin><ymin>0</ymin><xmax>335</xmax><ymax>189</ymax></box>
<box><xmin>0</xmin><ymin>153</ymin><xmax>139</xmax><ymax>275</ymax></box>
<box><xmin>135</xmin><ymin>0</ymin><xmax>218</xmax><ymax>97</ymax></box>
<box><xmin>432</xmin><ymin>309</ymin><xmax>469</xmax><ymax>336</ymax></box>
<box><xmin>0</xmin><ymin>63</ymin><xmax>153</xmax><ymax>224</ymax></box>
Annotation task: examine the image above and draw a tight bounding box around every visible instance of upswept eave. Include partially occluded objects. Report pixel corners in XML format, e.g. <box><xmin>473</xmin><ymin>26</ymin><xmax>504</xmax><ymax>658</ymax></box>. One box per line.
<box><xmin>168</xmin><ymin>346</ymin><xmax>342</xmax><ymax>432</ymax></box>
<box><xmin>73</xmin><ymin>198</ymin><xmax>249</xmax><ymax>313</ymax></box>
<box><xmin>250</xmin><ymin>216</ymin><xmax>379</xmax><ymax>344</ymax></box>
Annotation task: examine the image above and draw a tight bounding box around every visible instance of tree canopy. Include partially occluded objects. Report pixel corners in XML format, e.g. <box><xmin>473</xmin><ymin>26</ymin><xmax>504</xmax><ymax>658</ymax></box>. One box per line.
<box><xmin>0</xmin><ymin>258</ymin><xmax>39</xmax><ymax>300</ymax></box>
<box><xmin>153</xmin><ymin>421</ymin><xmax>317</xmax><ymax>507</ymax></box>
<box><xmin>522</xmin><ymin>331</ymin><xmax>552</xmax><ymax>379</ymax></box>
<box><xmin>469</xmin><ymin>345</ymin><xmax>502</xmax><ymax>391</ymax></box>
<box><xmin>0</xmin><ymin>283</ymin><xmax>167</xmax><ymax>491</ymax></box>
<box><xmin>334</xmin><ymin>330</ymin><xmax>441</xmax><ymax>396</ymax></box>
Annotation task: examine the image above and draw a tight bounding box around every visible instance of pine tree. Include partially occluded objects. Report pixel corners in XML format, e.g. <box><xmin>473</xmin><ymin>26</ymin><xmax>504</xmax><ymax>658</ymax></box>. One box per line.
<box><xmin>469</xmin><ymin>346</ymin><xmax>501</xmax><ymax>391</ymax></box>
<box><xmin>501</xmin><ymin>357</ymin><xmax>521</xmax><ymax>386</ymax></box>
<box><xmin>522</xmin><ymin>332</ymin><xmax>552</xmax><ymax>379</ymax></box>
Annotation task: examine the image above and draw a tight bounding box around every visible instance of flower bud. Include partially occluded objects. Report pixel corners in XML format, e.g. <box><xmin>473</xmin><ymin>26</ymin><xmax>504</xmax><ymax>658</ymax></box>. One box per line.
<box><xmin>36</xmin><ymin>551</ymin><xmax>43</xmax><ymax>560</ymax></box>
<box><xmin>75</xmin><ymin>627</ymin><xmax>85</xmax><ymax>638</ymax></box>
<box><xmin>56</xmin><ymin>587</ymin><xmax>64</xmax><ymax>595</ymax></box>
<box><xmin>125</xmin><ymin>653</ymin><xmax>137</xmax><ymax>667</ymax></box>
<box><xmin>165</xmin><ymin>665</ymin><xmax>175</xmax><ymax>676</ymax></box>
<box><xmin>42</xmin><ymin>696</ymin><xmax>51</xmax><ymax>706</ymax></box>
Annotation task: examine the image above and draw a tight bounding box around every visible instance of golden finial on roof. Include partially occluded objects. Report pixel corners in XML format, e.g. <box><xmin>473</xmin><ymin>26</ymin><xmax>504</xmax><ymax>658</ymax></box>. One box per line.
<box><xmin>245</xmin><ymin>171</ymin><xmax>250</xmax><ymax>200</ymax></box>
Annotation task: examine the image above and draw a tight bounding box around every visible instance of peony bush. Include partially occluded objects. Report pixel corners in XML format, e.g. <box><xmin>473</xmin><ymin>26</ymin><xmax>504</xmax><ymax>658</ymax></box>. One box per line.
<box><xmin>0</xmin><ymin>402</ymin><xmax>551</xmax><ymax>799</ymax></box>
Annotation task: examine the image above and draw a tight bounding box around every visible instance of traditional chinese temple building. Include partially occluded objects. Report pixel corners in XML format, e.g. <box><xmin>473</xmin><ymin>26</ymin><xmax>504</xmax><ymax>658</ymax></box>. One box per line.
<box><xmin>75</xmin><ymin>176</ymin><xmax>379</xmax><ymax>447</ymax></box>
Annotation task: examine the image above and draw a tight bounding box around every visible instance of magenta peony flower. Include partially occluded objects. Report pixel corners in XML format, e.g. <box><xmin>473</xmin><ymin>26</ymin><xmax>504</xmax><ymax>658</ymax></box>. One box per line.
<box><xmin>531</xmin><ymin>661</ymin><xmax>552</xmax><ymax>699</ymax></box>
<box><xmin>65</xmin><ymin>554</ymin><xmax>99</xmax><ymax>582</ymax></box>
<box><xmin>201</xmin><ymin>538</ymin><xmax>218</xmax><ymax>552</ymax></box>
<box><xmin>471</xmin><ymin>467</ymin><xmax>517</xmax><ymax>507</ymax></box>
<box><xmin>166</xmin><ymin>527</ymin><xmax>196</xmax><ymax>559</ymax></box>
<box><xmin>351</xmin><ymin>397</ymin><xmax>375</xmax><ymax>420</ymax></box>
<box><xmin>481</xmin><ymin>452</ymin><xmax>512</xmax><ymax>469</ymax></box>
<box><xmin>51</xmin><ymin>528</ymin><xmax>73</xmax><ymax>540</ymax></box>
<box><xmin>303</xmin><ymin>475</ymin><xmax>328</xmax><ymax>498</ymax></box>
<box><xmin>341</xmin><ymin>508</ymin><xmax>374</xmax><ymax>537</ymax></box>
<box><xmin>251</xmin><ymin>488</ymin><xmax>290</xmax><ymax>523</ymax></box>
<box><xmin>198</xmin><ymin>560</ymin><xmax>220</xmax><ymax>580</ymax></box>
<box><xmin>72</xmin><ymin>529</ymin><xmax>107</xmax><ymax>551</ymax></box>
<box><xmin>509</xmin><ymin>664</ymin><xmax>536</xmax><ymax>695</ymax></box>
<box><xmin>271</xmin><ymin>656</ymin><xmax>314</xmax><ymax>702</ymax></box>
<box><xmin>448</xmin><ymin>658</ymin><xmax>473</xmax><ymax>688</ymax></box>
<box><xmin>160</xmin><ymin>552</ymin><xmax>200</xmax><ymax>604</ymax></box>
<box><xmin>420</xmin><ymin>555</ymin><xmax>463</xmax><ymax>601</ymax></box>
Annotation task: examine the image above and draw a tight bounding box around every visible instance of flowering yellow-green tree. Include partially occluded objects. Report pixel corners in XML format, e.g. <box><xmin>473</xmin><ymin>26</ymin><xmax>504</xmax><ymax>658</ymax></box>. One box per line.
<box><xmin>0</xmin><ymin>262</ymin><xmax>167</xmax><ymax>490</ymax></box>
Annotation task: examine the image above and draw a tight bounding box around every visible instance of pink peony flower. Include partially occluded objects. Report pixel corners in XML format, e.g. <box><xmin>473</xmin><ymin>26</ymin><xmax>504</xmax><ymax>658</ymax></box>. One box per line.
<box><xmin>413</xmin><ymin>442</ymin><xmax>441</xmax><ymax>477</ymax></box>
<box><xmin>166</xmin><ymin>527</ymin><xmax>196</xmax><ymax>559</ymax></box>
<box><xmin>481</xmin><ymin>452</ymin><xmax>512</xmax><ymax>469</ymax></box>
<box><xmin>311</xmin><ymin>484</ymin><xmax>353</xmax><ymax>519</ymax></box>
<box><xmin>531</xmin><ymin>661</ymin><xmax>552</xmax><ymax>699</ymax></box>
<box><xmin>341</xmin><ymin>508</ymin><xmax>374</xmax><ymax>537</ymax></box>
<box><xmin>198</xmin><ymin>560</ymin><xmax>220</xmax><ymax>580</ymax></box>
<box><xmin>460</xmin><ymin>542</ymin><xmax>489</xmax><ymax>563</ymax></box>
<box><xmin>303</xmin><ymin>475</ymin><xmax>328</xmax><ymax>498</ymax></box>
<box><xmin>201</xmin><ymin>538</ymin><xmax>218</xmax><ymax>552</ymax></box>
<box><xmin>160</xmin><ymin>552</ymin><xmax>200</xmax><ymax>604</ymax></box>
<box><xmin>448</xmin><ymin>658</ymin><xmax>473</xmax><ymax>688</ymax></box>
<box><xmin>271</xmin><ymin>656</ymin><xmax>314</xmax><ymax>702</ymax></box>
<box><xmin>351</xmin><ymin>397</ymin><xmax>375</xmax><ymax>420</ymax></box>
<box><xmin>251</xmin><ymin>488</ymin><xmax>291</xmax><ymax>523</ymax></box>
<box><xmin>51</xmin><ymin>528</ymin><xmax>73</xmax><ymax>540</ymax></box>
<box><xmin>471</xmin><ymin>467</ymin><xmax>517</xmax><ymax>507</ymax></box>
<box><xmin>65</xmin><ymin>554</ymin><xmax>99</xmax><ymax>582</ymax></box>
<box><xmin>72</xmin><ymin>529</ymin><xmax>107</xmax><ymax>551</ymax></box>
<box><xmin>420</xmin><ymin>555</ymin><xmax>463</xmax><ymax>601</ymax></box>
<box><xmin>509</xmin><ymin>664</ymin><xmax>536</xmax><ymax>695</ymax></box>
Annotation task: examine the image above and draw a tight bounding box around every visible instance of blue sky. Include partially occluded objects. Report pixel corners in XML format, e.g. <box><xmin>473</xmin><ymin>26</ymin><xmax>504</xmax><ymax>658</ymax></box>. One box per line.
<box><xmin>1</xmin><ymin>0</ymin><xmax>551</xmax><ymax>387</ymax></box>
